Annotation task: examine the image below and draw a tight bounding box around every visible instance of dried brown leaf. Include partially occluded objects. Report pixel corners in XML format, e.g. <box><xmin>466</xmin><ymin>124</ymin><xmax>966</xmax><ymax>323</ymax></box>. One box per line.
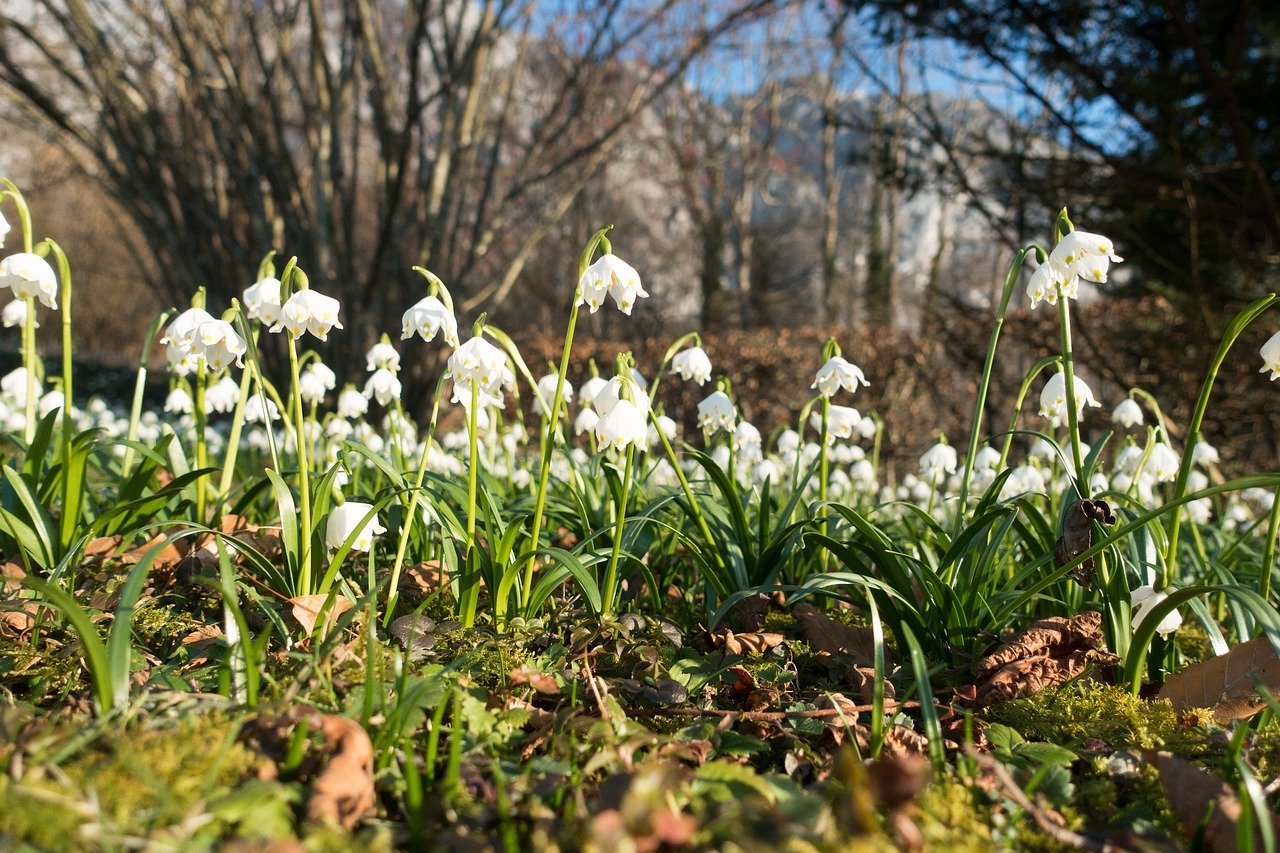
<box><xmin>1143</xmin><ymin>750</ymin><xmax>1279</xmax><ymax>852</ymax></box>
<box><xmin>969</xmin><ymin>612</ymin><xmax>1118</xmax><ymax>706</ymax></box>
<box><xmin>713</xmin><ymin>629</ymin><xmax>785</xmax><ymax>656</ymax></box>
<box><xmin>306</xmin><ymin>715</ymin><xmax>375</xmax><ymax>829</ymax></box>
<box><xmin>510</xmin><ymin>664</ymin><xmax>560</xmax><ymax>695</ymax></box>
<box><xmin>1159</xmin><ymin>635</ymin><xmax>1280</xmax><ymax>722</ymax></box>
<box><xmin>728</xmin><ymin>594</ymin><xmax>769</xmax><ymax>633</ymax></box>
<box><xmin>1</xmin><ymin>562</ymin><xmax>24</xmax><ymax>594</ymax></box>
<box><xmin>290</xmin><ymin>595</ymin><xmax>353</xmax><ymax>637</ymax></box>
<box><xmin>793</xmin><ymin>603</ymin><xmax>878</xmax><ymax>666</ymax></box>
<box><xmin>121</xmin><ymin>533</ymin><xmax>185</xmax><ymax>567</ymax></box>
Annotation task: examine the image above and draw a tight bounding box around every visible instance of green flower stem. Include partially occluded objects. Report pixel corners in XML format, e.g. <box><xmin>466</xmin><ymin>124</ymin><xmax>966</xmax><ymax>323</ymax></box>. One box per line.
<box><xmin>648</xmin><ymin>408</ymin><xmax>721</xmax><ymax>567</ymax></box>
<box><xmin>216</xmin><ymin>363</ymin><xmax>255</xmax><ymax>508</ymax></box>
<box><xmin>194</xmin><ymin>360</ymin><xmax>209</xmax><ymax>523</ymax></box>
<box><xmin>1262</xmin><ymin>488</ymin><xmax>1280</xmax><ymax>604</ymax></box>
<box><xmin>1128</xmin><ymin>388</ymin><xmax>1172</xmax><ymax>443</ymax></box>
<box><xmin>818</xmin><ymin>397</ymin><xmax>830</xmax><ymax>570</ymax></box>
<box><xmin>956</xmin><ymin>247</ymin><xmax>1029</xmax><ymax>524</ymax></box>
<box><xmin>1056</xmin><ymin>294</ymin><xmax>1085</xmax><ymax>488</ymax></box>
<box><xmin>600</xmin><ymin>445</ymin><xmax>635</xmax><ymax>618</ymax></box>
<box><xmin>287</xmin><ymin>335</ymin><xmax>313</xmax><ymax>594</ymax></box>
<box><xmin>123</xmin><ymin>311</ymin><xmax>172</xmax><ymax>476</ymax></box>
<box><xmin>1</xmin><ymin>179</ymin><xmax>33</xmax><ymax>252</ymax></box>
<box><xmin>460</xmin><ymin>380</ymin><xmax>482</xmax><ymax>628</ymax></box>
<box><xmin>521</xmin><ymin>226</ymin><xmax>610</xmax><ymax>609</ymax></box>
<box><xmin>1163</xmin><ymin>294</ymin><xmax>1276</xmax><ymax>588</ymax></box>
<box><xmin>385</xmin><ymin>372</ymin><xmax>448</xmax><ymax>627</ymax></box>
<box><xmin>21</xmin><ymin>295</ymin><xmax>37</xmax><ymax>445</ymax></box>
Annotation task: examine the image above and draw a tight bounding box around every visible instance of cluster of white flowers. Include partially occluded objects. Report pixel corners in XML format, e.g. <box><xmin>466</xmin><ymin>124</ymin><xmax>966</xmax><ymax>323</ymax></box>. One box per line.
<box><xmin>1027</xmin><ymin>229</ymin><xmax>1124</xmax><ymax>309</ymax></box>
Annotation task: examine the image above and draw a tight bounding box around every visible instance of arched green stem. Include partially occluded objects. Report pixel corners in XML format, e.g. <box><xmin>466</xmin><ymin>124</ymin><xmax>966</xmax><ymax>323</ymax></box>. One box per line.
<box><xmin>600</xmin><ymin>445</ymin><xmax>635</xmax><ymax>617</ymax></box>
<box><xmin>123</xmin><ymin>310</ymin><xmax>173</xmax><ymax>476</ymax></box>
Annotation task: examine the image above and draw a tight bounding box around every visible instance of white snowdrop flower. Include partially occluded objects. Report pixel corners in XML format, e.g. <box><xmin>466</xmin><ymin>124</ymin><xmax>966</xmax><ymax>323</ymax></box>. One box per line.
<box><xmin>1114</xmin><ymin>444</ymin><xmax>1145</xmax><ymax>475</ymax></box>
<box><xmin>164</xmin><ymin>387</ymin><xmax>193</xmax><ymax>414</ymax></box>
<box><xmin>274</xmin><ymin>290</ymin><xmax>343</xmax><ymax>340</ymax></box>
<box><xmin>697</xmin><ymin>391</ymin><xmax>737</xmax><ymax>434</ymax></box>
<box><xmin>711</xmin><ymin>444</ymin><xmax>732</xmax><ymax>471</ymax></box>
<box><xmin>648</xmin><ymin>414</ymin><xmax>677</xmax><ymax>449</ymax></box>
<box><xmin>450</xmin><ymin>379</ymin><xmax>504</xmax><ymax>412</ymax></box>
<box><xmin>1038</xmin><ymin>370</ymin><xmax>1100</xmax><ymax>428</ymax></box>
<box><xmin>777</xmin><ymin>429</ymin><xmax>801</xmax><ymax>453</ymax></box>
<box><xmin>577</xmin><ymin>254</ymin><xmax>647</xmax><ymax>315</ymax></box>
<box><xmin>333</xmin><ymin>387</ymin><xmax>365</xmax><ymax>419</ymax></box>
<box><xmin>162</xmin><ymin>308</ymin><xmax>215</xmax><ymax>352</ymax></box>
<box><xmin>1112</xmin><ymin>398</ymin><xmax>1144</xmax><ymax>428</ymax></box>
<box><xmin>919</xmin><ymin>440</ymin><xmax>958</xmax><ymax>481</ymax></box>
<box><xmin>1262</xmin><ymin>330</ymin><xmax>1280</xmax><ymax>380</ymax></box>
<box><xmin>1028</xmin><ymin>438</ymin><xmax>1056</xmax><ymax>462</ymax></box>
<box><xmin>593</xmin><ymin>398</ymin><xmax>648</xmax><ymax>452</ymax></box>
<box><xmin>851</xmin><ymin>458</ymin><xmax>875</xmax><ymax>483</ymax></box>
<box><xmin>292</xmin><ymin>370</ymin><xmax>326</xmax><ymax>407</ymax></box>
<box><xmin>1192</xmin><ymin>441</ymin><xmax>1220</xmax><ymax>467</ymax></box>
<box><xmin>0</xmin><ymin>253</ymin><xmax>57</xmax><ymax>309</ymax></box>
<box><xmin>326</xmin><ymin>418</ymin><xmax>354</xmax><ymax>441</ymax></box>
<box><xmin>535</xmin><ymin>373</ymin><xmax>572</xmax><ymax>416</ymax></box>
<box><xmin>753</xmin><ymin>458</ymin><xmax>780</xmax><ymax>485</ymax></box>
<box><xmin>1226</xmin><ymin>501</ymin><xmax>1253</xmax><ymax>527</ymax></box>
<box><xmin>448</xmin><ymin>336</ymin><xmax>507</xmax><ymax>396</ymax></box>
<box><xmin>1186</xmin><ymin>498</ymin><xmax>1212</xmax><ymax>524</ymax></box>
<box><xmin>974</xmin><ymin>446</ymin><xmax>1002</xmax><ymax>471</ymax></box>
<box><xmin>38</xmin><ymin>389</ymin><xmax>64</xmax><ymax>418</ymax></box>
<box><xmin>166</xmin><ymin>345</ymin><xmax>198</xmax><ymax>377</ymax></box>
<box><xmin>244</xmin><ymin>394</ymin><xmax>280</xmax><ymax>423</ymax></box>
<box><xmin>2</xmin><ymin>298</ymin><xmax>33</xmax><ymax>328</ymax></box>
<box><xmin>0</xmin><ymin>209</ymin><xmax>8</xmax><ymax>248</ymax></box>
<box><xmin>204</xmin><ymin>375</ymin><xmax>241</xmax><ymax>414</ymax></box>
<box><xmin>191</xmin><ymin>320</ymin><xmax>247</xmax><ymax>371</ymax></box>
<box><xmin>1188</xmin><ymin>470</ymin><xmax>1209</xmax><ymax>492</ymax></box>
<box><xmin>799</xmin><ymin>442</ymin><xmax>822</xmax><ymax>468</ymax></box>
<box><xmin>1130</xmin><ymin>585</ymin><xmax>1181</xmax><ymax>636</ymax></box>
<box><xmin>1</xmin><ymin>366</ymin><xmax>34</xmax><ymax>406</ymax></box>
<box><xmin>574</xmin><ymin>407</ymin><xmax>599</xmax><ymax>437</ymax></box>
<box><xmin>812</xmin><ymin>355</ymin><xmax>870</xmax><ymax>398</ymax></box>
<box><xmin>970</xmin><ymin>467</ymin><xmax>996</xmax><ymax>495</ymax></box>
<box><xmin>401</xmin><ymin>295</ymin><xmax>459</xmax><ymax>347</ymax></box>
<box><xmin>733</xmin><ymin>421</ymin><xmax>762</xmax><ymax>453</ymax></box>
<box><xmin>243</xmin><ymin>277</ymin><xmax>283</xmax><ymax>325</ymax></box>
<box><xmin>366</xmin><ymin>341</ymin><xmax>400</xmax><ymax>373</ymax></box>
<box><xmin>1026</xmin><ymin>260</ymin><xmax>1074</xmax><ymax>310</ymax></box>
<box><xmin>1245</xmin><ymin>487</ymin><xmax>1276</xmax><ymax>510</ymax></box>
<box><xmin>363</xmin><ymin>368</ymin><xmax>402</xmax><ymax>406</ymax></box>
<box><xmin>326</xmin><ymin>501</ymin><xmax>387</xmax><ymax>552</ymax></box>
<box><xmin>591</xmin><ymin>376</ymin><xmax>650</xmax><ymax>419</ymax></box>
<box><xmin>827</xmin><ymin>405</ymin><xmax>862</xmax><ymax>441</ymax></box>
<box><xmin>1051</xmin><ymin>229</ymin><xmax>1122</xmax><ymax>284</ymax></box>
<box><xmin>857</xmin><ymin>418</ymin><xmax>878</xmax><ymax>441</ymax></box>
<box><xmin>1089</xmin><ymin>471</ymin><xmax>1109</xmax><ymax>494</ymax></box>
<box><xmin>671</xmin><ymin>347</ymin><xmax>713</xmax><ymax>385</ymax></box>
<box><xmin>1147</xmin><ymin>441</ymin><xmax>1180</xmax><ymax>483</ymax></box>
<box><xmin>579</xmin><ymin>376</ymin><xmax>608</xmax><ymax>409</ymax></box>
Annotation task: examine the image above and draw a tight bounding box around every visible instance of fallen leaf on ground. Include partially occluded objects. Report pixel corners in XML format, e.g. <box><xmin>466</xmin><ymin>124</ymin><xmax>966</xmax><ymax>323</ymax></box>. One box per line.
<box><xmin>510</xmin><ymin>664</ymin><xmax>560</xmax><ymax>694</ymax></box>
<box><xmin>121</xmin><ymin>533</ymin><xmax>186</xmax><ymax>567</ymax></box>
<box><xmin>1</xmin><ymin>562</ymin><xmax>24</xmax><ymax>594</ymax></box>
<box><xmin>968</xmin><ymin>611</ymin><xmax>1118</xmax><ymax>706</ymax></box>
<box><xmin>728</xmin><ymin>594</ymin><xmax>769</xmax><ymax>632</ymax></box>
<box><xmin>712</xmin><ymin>629</ymin><xmax>785</xmax><ymax>656</ymax></box>
<box><xmin>1159</xmin><ymin>635</ymin><xmax>1280</xmax><ymax>722</ymax></box>
<box><xmin>290</xmin><ymin>595</ymin><xmax>354</xmax><ymax>637</ymax></box>
<box><xmin>307</xmin><ymin>715</ymin><xmax>376</xmax><ymax>829</ymax></box>
<box><xmin>793</xmin><ymin>603</ymin><xmax>879</xmax><ymax>666</ymax></box>
<box><xmin>1143</xmin><ymin>749</ymin><xmax>1279</xmax><ymax>852</ymax></box>
<box><xmin>398</xmin><ymin>561</ymin><xmax>443</xmax><ymax>596</ymax></box>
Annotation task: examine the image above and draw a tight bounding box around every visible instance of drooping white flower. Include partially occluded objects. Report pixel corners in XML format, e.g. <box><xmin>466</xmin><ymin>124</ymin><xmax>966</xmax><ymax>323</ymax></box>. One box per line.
<box><xmin>299</xmin><ymin>367</ymin><xmax>330</xmax><ymax>406</ymax></box>
<box><xmin>974</xmin><ymin>446</ymin><xmax>1002</xmax><ymax>471</ymax></box>
<box><xmin>1192</xmin><ymin>441</ymin><xmax>1220</xmax><ymax>467</ymax></box>
<box><xmin>1</xmin><ymin>298</ymin><xmax>33</xmax><ymax>328</ymax></box>
<box><xmin>243</xmin><ymin>277</ymin><xmax>283</xmax><ymax>325</ymax></box>
<box><xmin>366</xmin><ymin>341</ymin><xmax>400</xmax><ymax>373</ymax></box>
<box><xmin>577</xmin><ymin>254</ymin><xmax>647</xmax><ymax>315</ymax></box>
<box><xmin>401</xmin><ymin>296</ymin><xmax>459</xmax><ymax>347</ymax></box>
<box><xmin>1038</xmin><ymin>370</ymin><xmax>1101</xmax><ymax>428</ymax></box>
<box><xmin>166</xmin><ymin>345</ymin><xmax>198</xmax><ymax>377</ymax></box>
<box><xmin>671</xmin><ymin>347</ymin><xmax>713</xmax><ymax>385</ymax></box>
<box><xmin>919</xmin><ymin>440</ymin><xmax>958</xmax><ymax>481</ymax></box>
<box><xmin>448</xmin><ymin>336</ymin><xmax>507</xmax><ymax>396</ymax></box>
<box><xmin>753</xmin><ymin>458</ymin><xmax>781</xmax><ymax>485</ymax></box>
<box><xmin>733</xmin><ymin>421</ymin><xmax>762</xmax><ymax>452</ymax></box>
<box><xmin>580</xmin><ymin>376</ymin><xmax>608</xmax><ymax>409</ymax></box>
<box><xmin>1026</xmin><ymin>261</ymin><xmax>1075</xmax><ymax>310</ymax></box>
<box><xmin>1111</xmin><ymin>398</ymin><xmax>1144</xmax><ymax>428</ymax></box>
<box><xmin>274</xmin><ymin>290</ymin><xmax>343</xmax><ymax>340</ymax></box>
<box><xmin>593</xmin><ymin>398</ymin><xmax>649</xmax><ymax>452</ymax></box>
<box><xmin>827</xmin><ymin>405</ymin><xmax>862</xmax><ymax>441</ymax></box>
<box><xmin>204</xmin><ymin>375</ymin><xmax>241</xmax><ymax>414</ymax></box>
<box><xmin>812</xmin><ymin>356</ymin><xmax>870</xmax><ymax>398</ymax></box>
<box><xmin>1050</xmin><ymin>229</ymin><xmax>1123</xmax><ymax>284</ymax></box>
<box><xmin>164</xmin><ymin>387</ymin><xmax>193</xmax><ymax>414</ymax></box>
<box><xmin>574</xmin><ymin>407</ymin><xmax>599</xmax><ymax>437</ymax></box>
<box><xmin>450</xmin><ymin>379</ymin><xmax>504</xmax><ymax>411</ymax></box>
<box><xmin>1147</xmin><ymin>441</ymin><xmax>1180</xmax><ymax>483</ymax></box>
<box><xmin>1130</xmin><ymin>585</ymin><xmax>1181</xmax><ymax>636</ymax></box>
<box><xmin>0</xmin><ymin>209</ymin><xmax>9</xmax><ymax>248</ymax></box>
<box><xmin>190</xmin><ymin>320</ymin><xmax>247</xmax><ymax>371</ymax></box>
<box><xmin>648</xmin><ymin>414</ymin><xmax>677</xmax><ymax>448</ymax></box>
<box><xmin>591</xmin><ymin>376</ymin><xmax>651</xmax><ymax>419</ymax></box>
<box><xmin>696</xmin><ymin>391</ymin><xmax>736</xmax><ymax>434</ymax></box>
<box><xmin>38</xmin><ymin>389</ymin><xmax>64</xmax><ymax>418</ymax></box>
<box><xmin>364</xmin><ymin>368</ymin><xmax>402</xmax><ymax>406</ymax></box>
<box><xmin>1261</xmin><ymin>330</ymin><xmax>1280</xmax><ymax>380</ymax></box>
<box><xmin>337</xmin><ymin>386</ymin><xmax>369</xmax><ymax>419</ymax></box>
<box><xmin>161</xmin><ymin>307</ymin><xmax>215</xmax><ymax>352</ymax></box>
<box><xmin>244</xmin><ymin>394</ymin><xmax>280</xmax><ymax>423</ymax></box>
<box><xmin>776</xmin><ymin>429</ymin><xmax>800</xmax><ymax>454</ymax></box>
<box><xmin>325</xmin><ymin>501</ymin><xmax>387</xmax><ymax>552</ymax></box>
<box><xmin>0</xmin><ymin>253</ymin><xmax>57</xmax><ymax>309</ymax></box>
<box><xmin>536</xmin><ymin>373</ymin><xmax>572</xmax><ymax>417</ymax></box>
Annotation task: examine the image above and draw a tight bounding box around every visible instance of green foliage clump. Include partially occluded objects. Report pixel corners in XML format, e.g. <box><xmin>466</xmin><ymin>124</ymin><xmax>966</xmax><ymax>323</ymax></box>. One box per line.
<box><xmin>915</xmin><ymin>776</ymin><xmax>995</xmax><ymax>852</ymax></box>
<box><xmin>984</xmin><ymin>684</ymin><xmax>1216</xmax><ymax>755</ymax></box>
